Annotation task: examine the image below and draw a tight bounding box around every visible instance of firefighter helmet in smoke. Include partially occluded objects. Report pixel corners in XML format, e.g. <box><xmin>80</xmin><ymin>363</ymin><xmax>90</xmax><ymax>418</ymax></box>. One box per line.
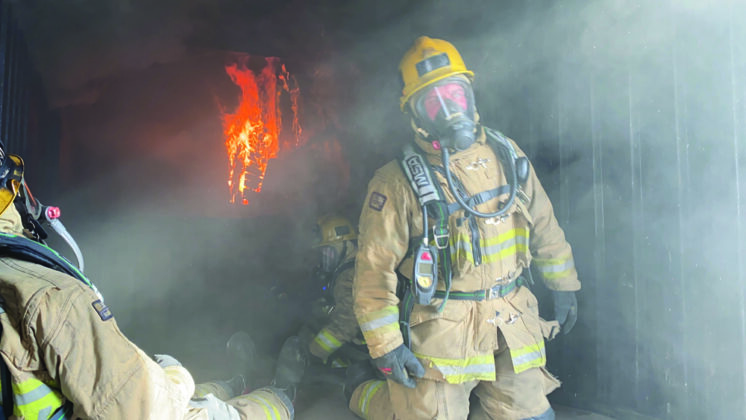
<box><xmin>399</xmin><ymin>36</ymin><xmax>478</xmax><ymax>151</ymax></box>
<box><xmin>313</xmin><ymin>215</ymin><xmax>357</xmax><ymax>273</ymax></box>
<box><xmin>313</xmin><ymin>215</ymin><xmax>357</xmax><ymax>247</ymax></box>
<box><xmin>398</xmin><ymin>36</ymin><xmax>474</xmax><ymax>110</ymax></box>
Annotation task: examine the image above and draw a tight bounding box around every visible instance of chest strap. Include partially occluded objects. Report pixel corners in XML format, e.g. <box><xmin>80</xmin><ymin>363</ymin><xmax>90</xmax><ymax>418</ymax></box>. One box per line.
<box><xmin>445</xmin><ymin>185</ymin><xmax>512</xmax><ymax>216</ymax></box>
<box><xmin>434</xmin><ymin>276</ymin><xmax>525</xmax><ymax>301</ymax></box>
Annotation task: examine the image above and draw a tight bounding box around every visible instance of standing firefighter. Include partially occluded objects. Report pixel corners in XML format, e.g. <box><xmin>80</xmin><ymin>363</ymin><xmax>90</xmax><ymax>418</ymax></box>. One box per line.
<box><xmin>308</xmin><ymin>215</ymin><xmax>367</xmax><ymax>366</ymax></box>
<box><xmin>351</xmin><ymin>36</ymin><xmax>580</xmax><ymax>419</ymax></box>
<box><xmin>0</xmin><ymin>148</ymin><xmax>303</xmax><ymax>419</ymax></box>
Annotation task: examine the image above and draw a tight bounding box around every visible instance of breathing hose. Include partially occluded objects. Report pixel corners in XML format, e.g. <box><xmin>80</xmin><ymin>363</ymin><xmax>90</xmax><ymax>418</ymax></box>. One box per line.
<box><xmin>440</xmin><ymin>130</ymin><xmax>519</xmax><ymax>219</ymax></box>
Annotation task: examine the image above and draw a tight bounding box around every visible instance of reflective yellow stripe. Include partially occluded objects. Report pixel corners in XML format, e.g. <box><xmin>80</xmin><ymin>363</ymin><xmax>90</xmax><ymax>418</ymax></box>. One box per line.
<box><xmin>246</xmin><ymin>395</ymin><xmax>281</xmax><ymax>420</ymax></box>
<box><xmin>540</xmin><ymin>268</ymin><xmax>575</xmax><ymax>280</ymax></box>
<box><xmin>413</xmin><ymin>352</ymin><xmax>496</xmax><ymax>384</ymax></box>
<box><xmin>358</xmin><ymin>306</ymin><xmax>400</xmax><ymax>342</ymax></box>
<box><xmin>451</xmin><ymin>228</ymin><xmax>530</xmax><ymax>265</ymax></box>
<box><xmin>357</xmin><ymin>380</ymin><xmax>384</xmax><ymax>418</ymax></box>
<box><xmin>0</xmin><ymin>377</ymin><xmax>66</xmax><ymax>420</ymax></box>
<box><xmin>312</xmin><ymin>328</ymin><xmax>343</xmax><ymax>356</ymax></box>
<box><xmin>509</xmin><ymin>340</ymin><xmax>546</xmax><ymax>374</ymax></box>
<box><xmin>534</xmin><ymin>256</ymin><xmax>576</xmax><ymax>281</ymax></box>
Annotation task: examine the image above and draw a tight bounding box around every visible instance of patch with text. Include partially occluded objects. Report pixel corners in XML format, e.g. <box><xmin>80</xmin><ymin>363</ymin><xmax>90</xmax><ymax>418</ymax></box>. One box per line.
<box><xmin>92</xmin><ymin>300</ymin><xmax>113</xmax><ymax>321</ymax></box>
<box><xmin>368</xmin><ymin>192</ymin><xmax>387</xmax><ymax>211</ymax></box>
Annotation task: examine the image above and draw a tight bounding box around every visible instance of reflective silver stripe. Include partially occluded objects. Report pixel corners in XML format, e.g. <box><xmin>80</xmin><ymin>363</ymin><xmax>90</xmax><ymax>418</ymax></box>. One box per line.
<box><xmin>247</xmin><ymin>395</ymin><xmax>279</xmax><ymax>420</ymax></box>
<box><xmin>512</xmin><ymin>349</ymin><xmax>545</xmax><ymax>366</ymax></box>
<box><xmin>536</xmin><ymin>258</ymin><xmax>575</xmax><ymax>273</ymax></box>
<box><xmin>451</xmin><ymin>240</ymin><xmax>473</xmax><ymax>253</ymax></box>
<box><xmin>451</xmin><ymin>235</ymin><xmax>528</xmax><ymax>259</ymax></box>
<box><xmin>435</xmin><ymin>363</ymin><xmax>494</xmax><ymax>377</ymax></box>
<box><xmin>360</xmin><ymin>380</ymin><xmax>383</xmax><ymax>416</ymax></box>
<box><xmin>37</xmin><ymin>406</ymin><xmax>52</xmax><ymax>420</ymax></box>
<box><xmin>15</xmin><ymin>382</ymin><xmax>56</xmax><ymax>406</ymax></box>
<box><xmin>481</xmin><ymin>235</ymin><xmax>528</xmax><ymax>256</ymax></box>
<box><xmin>359</xmin><ymin>313</ymin><xmax>398</xmax><ymax>333</ymax></box>
<box><xmin>315</xmin><ymin>332</ymin><xmax>342</xmax><ymax>353</ymax></box>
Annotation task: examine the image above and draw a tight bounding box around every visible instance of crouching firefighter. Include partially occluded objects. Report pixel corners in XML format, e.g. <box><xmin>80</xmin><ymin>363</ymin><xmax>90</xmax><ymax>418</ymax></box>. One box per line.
<box><xmin>0</xmin><ymin>148</ymin><xmax>298</xmax><ymax>419</ymax></box>
<box><xmin>351</xmin><ymin>36</ymin><xmax>581</xmax><ymax>420</ymax></box>
<box><xmin>306</xmin><ymin>215</ymin><xmax>369</xmax><ymax>368</ymax></box>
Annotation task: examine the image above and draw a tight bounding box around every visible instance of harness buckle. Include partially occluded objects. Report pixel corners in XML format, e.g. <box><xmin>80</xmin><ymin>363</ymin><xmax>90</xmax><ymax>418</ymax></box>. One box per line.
<box><xmin>432</xmin><ymin>226</ymin><xmax>449</xmax><ymax>250</ymax></box>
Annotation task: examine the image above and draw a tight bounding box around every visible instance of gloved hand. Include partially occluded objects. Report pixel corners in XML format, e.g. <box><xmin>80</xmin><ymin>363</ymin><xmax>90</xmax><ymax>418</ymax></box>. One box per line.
<box><xmin>373</xmin><ymin>344</ymin><xmax>425</xmax><ymax>388</ymax></box>
<box><xmin>153</xmin><ymin>354</ymin><xmax>182</xmax><ymax>368</ymax></box>
<box><xmin>189</xmin><ymin>393</ymin><xmax>241</xmax><ymax>418</ymax></box>
<box><xmin>552</xmin><ymin>291</ymin><xmax>578</xmax><ymax>335</ymax></box>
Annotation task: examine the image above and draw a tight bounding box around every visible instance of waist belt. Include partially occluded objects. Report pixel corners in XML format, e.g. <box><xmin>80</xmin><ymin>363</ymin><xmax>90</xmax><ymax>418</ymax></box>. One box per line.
<box><xmin>434</xmin><ymin>276</ymin><xmax>525</xmax><ymax>301</ymax></box>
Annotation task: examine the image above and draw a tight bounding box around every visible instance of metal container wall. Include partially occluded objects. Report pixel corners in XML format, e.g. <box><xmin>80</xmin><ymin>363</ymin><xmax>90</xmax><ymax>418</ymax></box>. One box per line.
<box><xmin>475</xmin><ymin>1</ymin><xmax>746</xmax><ymax>418</ymax></box>
<box><xmin>0</xmin><ymin>0</ymin><xmax>58</xmax><ymax>189</ymax></box>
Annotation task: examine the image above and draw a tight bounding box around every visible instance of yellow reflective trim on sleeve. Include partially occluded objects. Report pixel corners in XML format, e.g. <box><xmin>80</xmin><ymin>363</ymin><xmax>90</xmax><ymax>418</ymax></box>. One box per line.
<box><xmin>540</xmin><ymin>268</ymin><xmax>576</xmax><ymax>280</ymax></box>
<box><xmin>246</xmin><ymin>394</ymin><xmax>281</xmax><ymax>420</ymax></box>
<box><xmin>357</xmin><ymin>305</ymin><xmax>398</xmax><ymax>326</ymax></box>
<box><xmin>361</xmin><ymin>323</ymin><xmax>400</xmax><ymax>344</ymax></box>
<box><xmin>413</xmin><ymin>352</ymin><xmax>496</xmax><ymax>384</ymax></box>
<box><xmin>312</xmin><ymin>328</ymin><xmax>344</xmax><ymax>356</ymax></box>
<box><xmin>533</xmin><ymin>256</ymin><xmax>571</xmax><ymax>266</ymax></box>
<box><xmin>534</xmin><ymin>255</ymin><xmax>576</xmax><ymax>281</ymax></box>
<box><xmin>358</xmin><ymin>306</ymin><xmax>400</xmax><ymax>341</ymax></box>
<box><xmin>509</xmin><ymin>340</ymin><xmax>546</xmax><ymax>374</ymax></box>
<box><xmin>9</xmin><ymin>378</ymin><xmax>66</xmax><ymax>420</ymax></box>
<box><xmin>358</xmin><ymin>379</ymin><xmax>384</xmax><ymax>418</ymax></box>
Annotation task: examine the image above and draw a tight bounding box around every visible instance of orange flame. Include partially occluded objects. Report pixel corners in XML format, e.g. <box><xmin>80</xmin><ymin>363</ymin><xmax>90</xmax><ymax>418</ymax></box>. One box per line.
<box><xmin>222</xmin><ymin>56</ymin><xmax>302</xmax><ymax>205</ymax></box>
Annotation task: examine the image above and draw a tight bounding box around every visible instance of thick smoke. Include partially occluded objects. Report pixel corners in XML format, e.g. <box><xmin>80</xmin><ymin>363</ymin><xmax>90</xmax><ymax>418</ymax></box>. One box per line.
<box><xmin>11</xmin><ymin>0</ymin><xmax>746</xmax><ymax>417</ymax></box>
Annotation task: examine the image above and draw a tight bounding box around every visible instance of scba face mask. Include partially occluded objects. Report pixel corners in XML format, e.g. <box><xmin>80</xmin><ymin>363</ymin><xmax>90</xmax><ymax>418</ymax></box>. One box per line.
<box><xmin>412</xmin><ymin>77</ymin><xmax>476</xmax><ymax>151</ymax></box>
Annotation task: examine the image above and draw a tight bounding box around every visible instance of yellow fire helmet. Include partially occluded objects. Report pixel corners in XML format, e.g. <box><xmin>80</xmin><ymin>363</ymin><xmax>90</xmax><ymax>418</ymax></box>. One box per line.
<box><xmin>399</xmin><ymin>36</ymin><xmax>474</xmax><ymax>111</ymax></box>
<box><xmin>0</xmin><ymin>153</ymin><xmax>24</xmax><ymax>216</ymax></box>
<box><xmin>313</xmin><ymin>215</ymin><xmax>357</xmax><ymax>248</ymax></box>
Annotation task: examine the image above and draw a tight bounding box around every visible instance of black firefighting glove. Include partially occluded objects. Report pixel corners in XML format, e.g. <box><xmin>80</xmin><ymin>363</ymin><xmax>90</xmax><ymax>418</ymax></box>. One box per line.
<box><xmin>373</xmin><ymin>344</ymin><xmax>425</xmax><ymax>388</ymax></box>
<box><xmin>552</xmin><ymin>291</ymin><xmax>578</xmax><ymax>335</ymax></box>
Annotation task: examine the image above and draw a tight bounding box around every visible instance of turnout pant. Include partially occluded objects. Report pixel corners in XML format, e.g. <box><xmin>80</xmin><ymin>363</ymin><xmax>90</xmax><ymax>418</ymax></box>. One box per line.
<box><xmin>349</xmin><ymin>332</ymin><xmax>559</xmax><ymax>420</ymax></box>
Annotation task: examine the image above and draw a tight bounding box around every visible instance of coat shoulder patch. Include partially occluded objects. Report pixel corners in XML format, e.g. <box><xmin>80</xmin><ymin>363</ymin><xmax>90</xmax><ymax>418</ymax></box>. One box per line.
<box><xmin>368</xmin><ymin>192</ymin><xmax>387</xmax><ymax>211</ymax></box>
<box><xmin>91</xmin><ymin>300</ymin><xmax>113</xmax><ymax>321</ymax></box>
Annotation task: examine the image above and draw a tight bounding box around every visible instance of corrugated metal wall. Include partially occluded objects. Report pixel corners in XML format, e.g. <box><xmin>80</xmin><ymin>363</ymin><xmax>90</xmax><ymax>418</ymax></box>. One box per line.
<box><xmin>0</xmin><ymin>0</ymin><xmax>58</xmax><ymax>191</ymax></box>
<box><xmin>481</xmin><ymin>1</ymin><xmax>746</xmax><ymax>418</ymax></box>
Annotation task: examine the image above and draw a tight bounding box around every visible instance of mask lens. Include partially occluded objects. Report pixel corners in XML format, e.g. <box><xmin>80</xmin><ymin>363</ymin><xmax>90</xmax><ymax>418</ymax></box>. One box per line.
<box><xmin>319</xmin><ymin>245</ymin><xmax>338</xmax><ymax>272</ymax></box>
<box><xmin>411</xmin><ymin>77</ymin><xmax>477</xmax><ymax>150</ymax></box>
<box><xmin>421</xmin><ymin>83</ymin><xmax>468</xmax><ymax>121</ymax></box>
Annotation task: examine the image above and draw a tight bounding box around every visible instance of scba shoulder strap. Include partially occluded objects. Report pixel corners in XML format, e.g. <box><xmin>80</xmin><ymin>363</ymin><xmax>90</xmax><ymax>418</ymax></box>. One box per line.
<box><xmin>0</xmin><ymin>233</ymin><xmax>94</xmax><ymax>289</ymax></box>
<box><xmin>397</xmin><ymin>146</ymin><xmax>455</xmax><ymax>347</ymax></box>
<box><xmin>400</xmin><ymin>144</ymin><xmax>442</xmax><ymax>207</ymax></box>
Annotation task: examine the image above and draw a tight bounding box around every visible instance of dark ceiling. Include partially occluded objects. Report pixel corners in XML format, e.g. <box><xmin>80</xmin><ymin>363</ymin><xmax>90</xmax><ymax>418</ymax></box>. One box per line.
<box><xmin>11</xmin><ymin>0</ymin><xmax>443</xmax><ymax>107</ymax></box>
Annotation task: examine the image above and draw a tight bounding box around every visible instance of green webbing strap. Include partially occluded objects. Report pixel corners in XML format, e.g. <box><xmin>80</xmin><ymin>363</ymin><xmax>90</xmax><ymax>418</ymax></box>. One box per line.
<box><xmin>433</xmin><ymin>277</ymin><xmax>524</xmax><ymax>301</ymax></box>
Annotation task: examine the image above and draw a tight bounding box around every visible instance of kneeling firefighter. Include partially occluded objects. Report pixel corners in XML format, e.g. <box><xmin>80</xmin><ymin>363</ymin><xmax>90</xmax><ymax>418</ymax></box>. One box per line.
<box><xmin>306</xmin><ymin>215</ymin><xmax>369</xmax><ymax>367</ymax></box>
<box><xmin>351</xmin><ymin>36</ymin><xmax>581</xmax><ymax>420</ymax></box>
<box><xmin>0</xmin><ymin>147</ymin><xmax>302</xmax><ymax>419</ymax></box>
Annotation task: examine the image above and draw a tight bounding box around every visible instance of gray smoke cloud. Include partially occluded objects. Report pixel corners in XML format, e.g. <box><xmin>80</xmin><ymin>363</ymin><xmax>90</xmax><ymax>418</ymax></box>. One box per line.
<box><xmin>11</xmin><ymin>0</ymin><xmax>746</xmax><ymax>417</ymax></box>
